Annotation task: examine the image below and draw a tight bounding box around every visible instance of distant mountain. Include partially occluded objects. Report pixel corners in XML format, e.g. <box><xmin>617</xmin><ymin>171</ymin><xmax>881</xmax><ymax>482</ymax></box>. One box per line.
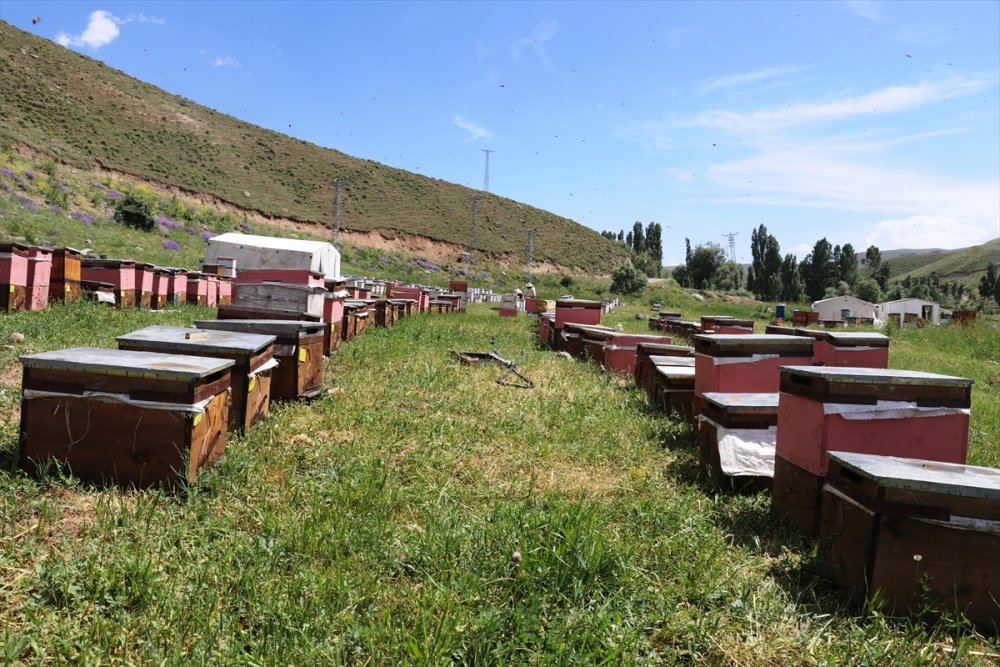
<box><xmin>882</xmin><ymin>239</ymin><xmax>1000</xmax><ymax>286</ymax></box>
<box><xmin>0</xmin><ymin>22</ymin><xmax>628</xmax><ymax>272</ymax></box>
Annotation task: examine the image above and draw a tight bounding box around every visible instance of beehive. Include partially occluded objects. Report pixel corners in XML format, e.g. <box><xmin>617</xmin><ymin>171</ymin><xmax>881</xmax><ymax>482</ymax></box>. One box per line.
<box><xmin>698</xmin><ymin>392</ymin><xmax>779</xmax><ymax>489</ymax></box>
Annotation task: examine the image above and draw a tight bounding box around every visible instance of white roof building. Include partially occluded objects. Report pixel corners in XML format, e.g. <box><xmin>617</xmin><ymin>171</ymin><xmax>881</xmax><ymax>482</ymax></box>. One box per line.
<box><xmin>204</xmin><ymin>233</ymin><xmax>341</xmax><ymax>279</ymax></box>
<box><xmin>812</xmin><ymin>295</ymin><xmax>879</xmax><ymax>322</ymax></box>
<box><xmin>880</xmin><ymin>298</ymin><xmax>941</xmax><ymax>325</ymax></box>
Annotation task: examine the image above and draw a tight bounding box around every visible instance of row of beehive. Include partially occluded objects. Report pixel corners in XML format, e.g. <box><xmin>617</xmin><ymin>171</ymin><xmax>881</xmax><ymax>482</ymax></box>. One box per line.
<box><xmin>0</xmin><ymin>242</ymin><xmax>235</xmax><ymax>312</ymax></box>
<box><xmin>536</xmin><ymin>301</ymin><xmax>997</xmax><ymax>629</ymax></box>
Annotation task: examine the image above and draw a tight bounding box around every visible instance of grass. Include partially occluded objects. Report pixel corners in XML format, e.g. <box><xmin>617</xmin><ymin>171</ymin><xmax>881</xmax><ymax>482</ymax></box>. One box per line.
<box><xmin>0</xmin><ymin>301</ymin><xmax>997</xmax><ymax>664</ymax></box>
<box><xmin>0</xmin><ymin>21</ymin><xmax>629</xmax><ymax>273</ymax></box>
<box><xmin>885</xmin><ymin>238</ymin><xmax>1000</xmax><ymax>289</ymax></box>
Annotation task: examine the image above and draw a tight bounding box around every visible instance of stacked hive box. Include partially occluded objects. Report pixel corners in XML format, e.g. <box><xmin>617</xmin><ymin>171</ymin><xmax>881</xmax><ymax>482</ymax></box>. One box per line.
<box><xmin>555</xmin><ymin>299</ymin><xmax>602</xmax><ymax>330</ymax></box>
<box><xmin>117</xmin><ymin>326</ymin><xmax>277</xmax><ymax>432</ymax></box>
<box><xmin>19</xmin><ymin>348</ymin><xmax>233</xmax><ymax>487</ymax></box>
<box><xmin>48</xmin><ymin>247</ymin><xmax>81</xmax><ymax>304</ymax></box>
<box><xmin>635</xmin><ymin>343</ymin><xmax>694</xmax><ymax>398</ymax></box>
<box><xmin>812</xmin><ymin>332</ymin><xmax>890</xmax><ymax>368</ymax></box>
<box><xmin>581</xmin><ymin>330</ymin><xmax>675</xmax><ymax>374</ymax></box>
<box><xmin>772</xmin><ymin>366</ymin><xmax>973</xmax><ymax>535</ymax></box>
<box><xmin>26</xmin><ymin>247</ymin><xmax>52</xmax><ymax>311</ymax></box>
<box><xmin>0</xmin><ymin>242</ymin><xmax>28</xmax><ymax>312</ymax></box>
<box><xmin>698</xmin><ymin>392</ymin><xmax>779</xmax><ymax>489</ymax></box>
<box><xmin>81</xmin><ymin>259</ymin><xmax>136</xmax><ymax>308</ymax></box>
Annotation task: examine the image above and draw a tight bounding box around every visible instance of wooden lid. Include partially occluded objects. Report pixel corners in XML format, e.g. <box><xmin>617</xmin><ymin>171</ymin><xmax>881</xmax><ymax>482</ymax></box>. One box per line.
<box><xmin>555</xmin><ymin>299</ymin><xmax>602</xmax><ymax>308</ymax></box>
<box><xmin>21</xmin><ymin>347</ymin><xmax>233</xmax><ymax>379</ymax></box>
<box><xmin>820</xmin><ymin>331</ymin><xmax>890</xmax><ymax>347</ymax></box>
<box><xmin>636</xmin><ymin>343</ymin><xmax>694</xmax><ymax>356</ymax></box>
<box><xmin>653</xmin><ymin>366</ymin><xmax>696</xmax><ymax>378</ymax></box>
<box><xmin>793</xmin><ymin>327</ymin><xmax>827</xmax><ymax>341</ymax></box>
<box><xmin>648</xmin><ymin>356</ymin><xmax>696</xmax><ymax>367</ymax></box>
<box><xmin>81</xmin><ymin>258</ymin><xmax>136</xmax><ymax>269</ymax></box>
<box><xmin>195</xmin><ymin>319</ymin><xmax>324</xmax><ymax>337</ymax></box>
<box><xmin>694</xmin><ymin>334</ymin><xmax>814</xmax><ymax>356</ymax></box>
<box><xmin>780</xmin><ymin>365</ymin><xmax>973</xmax><ymax>407</ymax></box>
<box><xmin>829</xmin><ymin>451</ymin><xmax>1000</xmax><ymax>500</ymax></box>
<box><xmin>781</xmin><ymin>365</ymin><xmax>972</xmax><ymax>387</ymax></box>
<box><xmin>764</xmin><ymin>325</ymin><xmax>798</xmax><ymax>335</ymax></box>
<box><xmin>117</xmin><ymin>325</ymin><xmax>275</xmax><ymax>355</ymax></box>
<box><xmin>702</xmin><ymin>392</ymin><xmax>780</xmax><ymax>414</ymax></box>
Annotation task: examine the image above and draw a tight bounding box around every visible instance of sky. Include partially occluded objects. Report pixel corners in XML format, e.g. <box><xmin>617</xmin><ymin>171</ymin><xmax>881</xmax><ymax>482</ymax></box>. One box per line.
<box><xmin>2</xmin><ymin>1</ymin><xmax>998</xmax><ymax>265</ymax></box>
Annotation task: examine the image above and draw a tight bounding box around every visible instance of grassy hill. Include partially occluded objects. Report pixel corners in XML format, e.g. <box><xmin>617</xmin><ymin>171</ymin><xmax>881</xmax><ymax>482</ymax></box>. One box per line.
<box><xmin>886</xmin><ymin>238</ymin><xmax>999</xmax><ymax>285</ymax></box>
<box><xmin>0</xmin><ymin>22</ymin><xmax>628</xmax><ymax>272</ymax></box>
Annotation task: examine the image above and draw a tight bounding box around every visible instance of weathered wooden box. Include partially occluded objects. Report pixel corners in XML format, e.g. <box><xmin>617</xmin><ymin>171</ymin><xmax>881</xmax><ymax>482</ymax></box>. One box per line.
<box><xmin>654</xmin><ymin>366</ymin><xmax>696</xmax><ymax>421</ymax></box>
<box><xmin>555</xmin><ymin>299</ymin><xmax>602</xmax><ymax>330</ymax></box>
<box><xmin>812</xmin><ymin>332</ymin><xmax>889</xmax><ymax>368</ymax></box>
<box><xmin>765</xmin><ymin>324</ymin><xmax>798</xmax><ymax>335</ymax></box>
<box><xmin>48</xmin><ymin>247</ymin><xmax>81</xmax><ymax>304</ymax></box>
<box><xmin>196</xmin><ymin>319</ymin><xmax>326</xmax><ymax>400</ymax></box>
<box><xmin>715</xmin><ymin>318</ymin><xmax>755</xmax><ymax>335</ymax></box>
<box><xmin>693</xmin><ymin>334</ymin><xmax>815</xmax><ymax>414</ymax></box>
<box><xmin>26</xmin><ymin>246</ymin><xmax>52</xmax><ymax>311</ymax></box>
<box><xmin>635</xmin><ymin>343</ymin><xmax>694</xmax><ymax>395</ymax></box>
<box><xmin>117</xmin><ymin>325</ymin><xmax>276</xmax><ymax>432</ymax></box>
<box><xmin>642</xmin><ymin>356</ymin><xmax>695</xmax><ymax>404</ymax></box>
<box><xmin>132</xmin><ymin>262</ymin><xmax>154</xmax><ymax>309</ymax></box>
<box><xmin>217</xmin><ymin>275</ymin><xmax>234</xmax><ymax>305</ymax></box>
<box><xmin>19</xmin><ymin>347</ymin><xmax>233</xmax><ymax>487</ymax></box>
<box><xmin>539</xmin><ymin>313</ymin><xmax>556</xmax><ymax>347</ymax></box>
<box><xmin>818</xmin><ymin>452</ymin><xmax>999</xmax><ymax>629</ymax></box>
<box><xmin>235</xmin><ymin>269</ymin><xmax>325</xmax><ymax>287</ymax></box>
<box><xmin>187</xmin><ymin>272</ymin><xmax>209</xmax><ymax>305</ymax></box>
<box><xmin>323</xmin><ymin>292</ymin><xmax>345</xmax><ymax>354</ymax></box>
<box><xmin>581</xmin><ymin>330</ymin><xmax>674</xmax><ymax>375</ymax></box>
<box><xmin>81</xmin><ymin>258</ymin><xmax>136</xmax><ymax>308</ymax></box>
<box><xmin>0</xmin><ymin>242</ymin><xmax>29</xmax><ymax>312</ymax></box>
<box><xmin>561</xmin><ymin>323</ymin><xmax>612</xmax><ymax>359</ymax></box>
<box><xmin>701</xmin><ymin>315</ymin><xmax>736</xmax><ymax>333</ymax></box>
<box><xmin>699</xmin><ymin>392</ymin><xmax>779</xmax><ymax>489</ymax></box>
<box><xmin>773</xmin><ymin>366</ymin><xmax>973</xmax><ymax>535</ymax></box>
<box><xmin>387</xmin><ymin>285</ymin><xmax>427</xmax><ymax>313</ymax></box>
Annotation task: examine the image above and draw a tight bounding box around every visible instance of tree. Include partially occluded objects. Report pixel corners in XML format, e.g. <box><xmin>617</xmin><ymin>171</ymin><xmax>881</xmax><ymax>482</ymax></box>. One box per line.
<box><xmin>799</xmin><ymin>238</ymin><xmax>836</xmax><ymax>301</ymax></box>
<box><xmin>837</xmin><ymin>243</ymin><xmax>859</xmax><ymax>288</ymax></box>
<box><xmin>685</xmin><ymin>243</ymin><xmax>726</xmax><ymax>289</ymax></box>
<box><xmin>748</xmin><ymin>224</ymin><xmax>783</xmax><ymax>300</ymax></box>
<box><xmin>854</xmin><ymin>277</ymin><xmax>882</xmax><ymax>304</ymax></box>
<box><xmin>980</xmin><ymin>261</ymin><xmax>1000</xmax><ymax>308</ymax></box>
<box><xmin>626</xmin><ymin>231</ymin><xmax>633</xmax><ymax>248</ymax></box>
<box><xmin>610</xmin><ymin>261</ymin><xmax>647</xmax><ymax>295</ymax></box>
<box><xmin>114</xmin><ymin>193</ymin><xmax>155</xmax><ymax>232</ymax></box>
<box><xmin>631</xmin><ymin>221</ymin><xmax>645</xmax><ymax>255</ymax></box>
<box><xmin>644</xmin><ymin>222</ymin><xmax>663</xmax><ymax>277</ymax></box>
<box><xmin>864</xmin><ymin>245</ymin><xmax>890</xmax><ymax>290</ymax></box>
<box><xmin>779</xmin><ymin>254</ymin><xmax>802</xmax><ymax>301</ymax></box>
<box><xmin>617</xmin><ymin>230</ymin><xmax>624</xmax><ymax>242</ymax></box>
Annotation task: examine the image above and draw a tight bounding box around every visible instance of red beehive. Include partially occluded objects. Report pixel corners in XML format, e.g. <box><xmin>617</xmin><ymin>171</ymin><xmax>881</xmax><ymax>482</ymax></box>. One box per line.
<box><xmin>81</xmin><ymin>258</ymin><xmax>136</xmax><ymax>308</ymax></box>
<box><xmin>693</xmin><ymin>334</ymin><xmax>814</xmax><ymax>414</ymax></box>
<box><xmin>539</xmin><ymin>313</ymin><xmax>555</xmax><ymax>347</ymax></box>
<box><xmin>0</xmin><ymin>242</ymin><xmax>29</xmax><ymax>312</ymax></box>
<box><xmin>26</xmin><ymin>246</ymin><xmax>52</xmax><ymax>311</ymax></box>
<box><xmin>151</xmin><ymin>267</ymin><xmax>169</xmax><ymax>309</ymax></box>
<box><xmin>818</xmin><ymin>452</ymin><xmax>999</xmax><ymax>629</ymax></box>
<box><xmin>133</xmin><ymin>262</ymin><xmax>154</xmax><ymax>308</ymax></box>
<box><xmin>812</xmin><ymin>332</ymin><xmax>889</xmax><ymax>368</ymax></box>
<box><xmin>698</xmin><ymin>392</ymin><xmax>779</xmax><ymax>490</ymax></box>
<box><xmin>19</xmin><ymin>347</ymin><xmax>233</xmax><ymax>487</ymax></box>
<box><xmin>167</xmin><ymin>268</ymin><xmax>188</xmax><ymax>305</ymax></box>
<box><xmin>187</xmin><ymin>272</ymin><xmax>209</xmax><ymax>305</ymax></box>
<box><xmin>581</xmin><ymin>330</ymin><xmax>675</xmax><ymax>374</ymax></box>
<box><xmin>555</xmin><ymin>299</ymin><xmax>602</xmax><ymax>330</ymax></box>
<box><xmin>560</xmin><ymin>323</ymin><xmax>612</xmax><ymax>358</ymax></box>
<box><xmin>634</xmin><ymin>343</ymin><xmax>694</xmax><ymax>399</ymax></box>
<box><xmin>323</xmin><ymin>291</ymin><xmax>345</xmax><ymax>354</ymax></box>
<box><xmin>701</xmin><ymin>315</ymin><xmax>736</xmax><ymax>333</ymax></box>
<box><xmin>714</xmin><ymin>319</ymin><xmax>754</xmax><ymax>335</ymax></box>
<box><xmin>772</xmin><ymin>366</ymin><xmax>973</xmax><ymax>535</ymax></box>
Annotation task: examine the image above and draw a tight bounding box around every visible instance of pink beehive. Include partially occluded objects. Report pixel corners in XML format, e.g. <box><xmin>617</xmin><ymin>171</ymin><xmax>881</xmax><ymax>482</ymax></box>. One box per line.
<box><xmin>812</xmin><ymin>332</ymin><xmax>889</xmax><ymax>368</ymax></box>
<box><xmin>236</xmin><ymin>269</ymin><xmax>325</xmax><ymax>287</ymax></box>
<box><xmin>581</xmin><ymin>330</ymin><xmax>674</xmax><ymax>374</ymax></box>
<box><xmin>151</xmin><ymin>268</ymin><xmax>169</xmax><ymax>309</ymax></box>
<box><xmin>772</xmin><ymin>365</ymin><xmax>973</xmax><ymax>535</ymax></box>
<box><xmin>133</xmin><ymin>262</ymin><xmax>154</xmax><ymax>308</ymax></box>
<box><xmin>2</xmin><ymin>243</ymin><xmax>31</xmax><ymax>312</ymax></box>
<box><xmin>26</xmin><ymin>247</ymin><xmax>52</xmax><ymax>311</ymax></box>
<box><xmin>555</xmin><ymin>299</ymin><xmax>602</xmax><ymax>330</ymax></box>
<box><xmin>168</xmin><ymin>269</ymin><xmax>188</xmax><ymax>305</ymax></box>
<box><xmin>217</xmin><ymin>276</ymin><xmax>234</xmax><ymax>305</ymax></box>
<box><xmin>81</xmin><ymin>259</ymin><xmax>136</xmax><ymax>308</ymax></box>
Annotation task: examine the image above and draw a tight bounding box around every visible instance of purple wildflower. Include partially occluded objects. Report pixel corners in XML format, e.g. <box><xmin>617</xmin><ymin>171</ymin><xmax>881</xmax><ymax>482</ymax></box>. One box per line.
<box><xmin>184</xmin><ymin>226</ymin><xmax>197</xmax><ymax>235</ymax></box>
<box><xmin>156</xmin><ymin>215</ymin><xmax>180</xmax><ymax>229</ymax></box>
<box><xmin>48</xmin><ymin>206</ymin><xmax>64</xmax><ymax>215</ymax></box>
<box><xmin>162</xmin><ymin>239</ymin><xmax>181</xmax><ymax>251</ymax></box>
<box><xmin>71</xmin><ymin>210</ymin><xmax>95</xmax><ymax>225</ymax></box>
<box><xmin>0</xmin><ymin>167</ymin><xmax>14</xmax><ymax>179</ymax></box>
<box><xmin>105</xmin><ymin>189</ymin><xmax>123</xmax><ymax>200</ymax></box>
<box><xmin>240</xmin><ymin>222</ymin><xmax>252</xmax><ymax>232</ymax></box>
<box><xmin>93</xmin><ymin>181</ymin><xmax>108</xmax><ymax>190</ymax></box>
<box><xmin>201</xmin><ymin>231</ymin><xmax>216</xmax><ymax>240</ymax></box>
<box><xmin>58</xmin><ymin>183</ymin><xmax>68</xmax><ymax>193</ymax></box>
<box><xmin>23</xmin><ymin>171</ymin><xmax>35</xmax><ymax>180</ymax></box>
<box><xmin>415</xmin><ymin>258</ymin><xmax>440</xmax><ymax>271</ymax></box>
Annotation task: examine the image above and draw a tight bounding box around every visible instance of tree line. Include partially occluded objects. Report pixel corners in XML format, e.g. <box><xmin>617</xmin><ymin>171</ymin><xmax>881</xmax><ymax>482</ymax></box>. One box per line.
<box><xmin>601</xmin><ymin>221</ymin><xmax>664</xmax><ymax>278</ymax></box>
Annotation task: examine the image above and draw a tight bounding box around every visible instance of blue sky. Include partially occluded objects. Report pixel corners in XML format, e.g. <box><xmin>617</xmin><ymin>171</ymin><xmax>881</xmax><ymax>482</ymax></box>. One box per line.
<box><xmin>3</xmin><ymin>1</ymin><xmax>998</xmax><ymax>265</ymax></box>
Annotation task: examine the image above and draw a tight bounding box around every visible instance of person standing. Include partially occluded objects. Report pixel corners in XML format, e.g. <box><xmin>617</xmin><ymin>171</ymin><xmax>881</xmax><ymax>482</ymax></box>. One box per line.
<box><xmin>525</xmin><ymin>282</ymin><xmax>536</xmax><ymax>299</ymax></box>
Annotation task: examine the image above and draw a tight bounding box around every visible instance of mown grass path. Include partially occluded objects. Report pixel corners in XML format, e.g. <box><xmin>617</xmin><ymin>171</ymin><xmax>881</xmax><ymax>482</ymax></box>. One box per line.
<box><xmin>0</xmin><ymin>303</ymin><xmax>997</xmax><ymax>664</ymax></box>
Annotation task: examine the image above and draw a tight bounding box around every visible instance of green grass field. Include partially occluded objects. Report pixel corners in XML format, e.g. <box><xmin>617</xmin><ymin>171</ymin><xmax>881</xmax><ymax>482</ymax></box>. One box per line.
<box><xmin>0</xmin><ymin>300</ymin><xmax>997</xmax><ymax>664</ymax></box>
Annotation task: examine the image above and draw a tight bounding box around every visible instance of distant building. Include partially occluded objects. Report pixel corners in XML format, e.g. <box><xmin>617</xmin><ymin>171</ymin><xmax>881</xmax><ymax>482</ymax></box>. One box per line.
<box><xmin>812</xmin><ymin>295</ymin><xmax>879</xmax><ymax>323</ymax></box>
<box><xmin>880</xmin><ymin>298</ymin><xmax>941</xmax><ymax>326</ymax></box>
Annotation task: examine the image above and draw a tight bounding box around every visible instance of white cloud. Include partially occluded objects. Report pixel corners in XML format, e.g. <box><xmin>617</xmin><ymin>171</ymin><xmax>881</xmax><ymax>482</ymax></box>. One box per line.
<box><xmin>452</xmin><ymin>115</ymin><xmax>493</xmax><ymax>140</ymax></box>
<box><xmin>695</xmin><ymin>77</ymin><xmax>986</xmax><ymax>133</ymax></box>
<box><xmin>865</xmin><ymin>215</ymin><xmax>997</xmax><ymax>249</ymax></box>
<box><xmin>212</xmin><ymin>56</ymin><xmax>240</xmax><ymax>68</ymax></box>
<box><xmin>132</xmin><ymin>14</ymin><xmax>166</xmax><ymax>25</ymax></box>
<box><xmin>56</xmin><ymin>10</ymin><xmax>120</xmax><ymax>50</ymax></box>
<box><xmin>844</xmin><ymin>0</ymin><xmax>884</xmax><ymax>21</ymax></box>
<box><xmin>698</xmin><ymin>65</ymin><xmax>805</xmax><ymax>93</ymax></box>
<box><xmin>509</xmin><ymin>20</ymin><xmax>557</xmax><ymax>66</ymax></box>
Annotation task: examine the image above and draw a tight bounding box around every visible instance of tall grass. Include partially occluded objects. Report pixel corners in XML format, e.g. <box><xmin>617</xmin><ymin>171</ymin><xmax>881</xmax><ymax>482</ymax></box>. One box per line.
<box><xmin>0</xmin><ymin>303</ymin><xmax>997</xmax><ymax>663</ymax></box>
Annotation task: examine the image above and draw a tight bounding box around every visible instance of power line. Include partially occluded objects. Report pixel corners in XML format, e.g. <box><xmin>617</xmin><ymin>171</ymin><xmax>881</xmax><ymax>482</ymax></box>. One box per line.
<box><xmin>722</xmin><ymin>231</ymin><xmax>739</xmax><ymax>263</ymax></box>
<box><xmin>481</xmin><ymin>149</ymin><xmax>494</xmax><ymax>192</ymax></box>
<box><xmin>469</xmin><ymin>194</ymin><xmax>480</xmax><ymax>273</ymax></box>
<box><xmin>526</xmin><ymin>228</ymin><xmax>535</xmax><ymax>281</ymax></box>
<box><xmin>332</xmin><ymin>178</ymin><xmax>347</xmax><ymax>249</ymax></box>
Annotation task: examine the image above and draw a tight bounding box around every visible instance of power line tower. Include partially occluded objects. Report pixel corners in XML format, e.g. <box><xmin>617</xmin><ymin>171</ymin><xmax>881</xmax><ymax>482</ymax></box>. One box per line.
<box><xmin>722</xmin><ymin>231</ymin><xmax>739</xmax><ymax>263</ymax></box>
<box><xmin>481</xmin><ymin>149</ymin><xmax>494</xmax><ymax>192</ymax></box>
<box><xmin>468</xmin><ymin>194</ymin><xmax>480</xmax><ymax>273</ymax></box>
<box><xmin>331</xmin><ymin>178</ymin><xmax>347</xmax><ymax>249</ymax></box>
<box><xmin>526</xmin><ymin>228</ymin><xmax>535</xmax><ymax>281</ymax></box>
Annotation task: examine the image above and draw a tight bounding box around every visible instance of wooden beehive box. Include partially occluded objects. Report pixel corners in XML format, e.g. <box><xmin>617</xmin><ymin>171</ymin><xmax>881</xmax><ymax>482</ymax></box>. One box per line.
<box><xmin>323</xmin><ymin>293</ymin><xmax>345</xmax><ymax>355</ymax></box>
<box><xmin>638</xmin><ymin>353</ymin><xmax>695</xmax><ymax>403</ymax></box>
<box><xmin>48</xmin><ymin>247</ymin><xmax>81</xmax><ymax>303</ymax></box>
<box><xmin>117</xmin><ymin>326</ymin><xmax>276</xmax><ymax>432</ymax></box>
<box><xmin>818</xmin><ymin>452</ymin><xmax>999</xmax><ymax>629</ymax></box>
<box><xmin>693</xmin><ymin>334</ymin><xmax>814</xmax><ymax>414</ymax></box>
<box><xmin>374</xmin><ymin>300</ymin><xmax>392</xmax><ymax>327</ymax></box>
<box><xmin>813</xmin><ymin>332</ymin><xmax>889</xmax><ymax>368</ymax></box>
<box><xmin>196</xmin><ymin>319</ymin><xmax>325</xmax><ymax>400</ymax></box>
<box><xmin>0</xmin><ymin>242</ymin><xmax>29</xmax><ymax>312</ymax></box>
<box><xmin>81</xmin><ymin>258</ymin><xmax>137</xmax><ymax>308</ymax></box>
<box><xmin>555</xmin><ymin>299</ymin><xmax>602</xmax><ymax>330</ymax></box>
<box><xmin>714</xmin><ymin>319</ymin><xmax>755</xmax><ymax>335</ymax></box>
<box><xmin>563</xmin><ymin>323</ymin><xmax>612</xmax><ymax>359</ymax></box>
<box><xmin>635</xmin><ymin>343</ymin><xmax>694</xmax><ymax>392</ymax></box>
<box><xmin>699</xmin><ymin>392</ymin><xmax>779</xmax><ymax>490</ymax></box>
<box><xmin>133</xmin><ymin>262</ymin><xmax>154</xmax><ymax>309</ymax></box>
<box><xmin>653</xmin><ymin>366</ymin><xmax>696</xmax><ymax>421</ymax></box>
<box><xmin>765</xmin><ymin>324</ymin><xmax>798</xmax><ymax>335</ymax></box>
<box><xmin>580</xmin><ymin>330</ymin><xmax>674</xmax><ymax>375</ymax></box>
<box><xmin>773</xmin><ymin>366</ymin><xmax>973</xmax><ymax>535</ymax></box>
<box><xmin>701</xmin><ymin>315</ymin><xmax>736</xmax><ymax>333</ymax></box>
<box><xmin>19</xmin><ymin>347</ymin><xmax>233</xmax><ymax>487</ymax></box>
<box><xmin>187</xmin><ymin>272</ymin><xmax>208</xmax><ymax>305</ymax></box>
<box><xmin>26</xmin><ymin>246</ymin><xmax>52</xmax><ymax>312</ymax></box>
<box><xmin>217</xmin><ymin>276</ymin><xmax>234</xmax><ymax>305</ymax></box>
<box><xmin>539</xmin><ymin>313</ymin><xmax>556</xmax><ymax>347</ymax></box>
<box><xmin>341</xmin><ymin>302</ymin><xmax>361</xmax><ymax>341</ymax></box>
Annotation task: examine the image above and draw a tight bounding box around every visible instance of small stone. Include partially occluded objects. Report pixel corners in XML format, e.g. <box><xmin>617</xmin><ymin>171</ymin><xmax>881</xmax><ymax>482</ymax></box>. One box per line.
<box><xmin>83</xmin><ymin>239</ymin><xmax>93</xmax><ymax>246</ymax></box>
<box><xmin>9</xmin><ymin>332</ymin><xmax>25</xmax><ymax>344</ymax></box>
<box><xmin>512</xmin><ymin>551</ymin><xmax>522</xmax><ymax>564</ymax></box>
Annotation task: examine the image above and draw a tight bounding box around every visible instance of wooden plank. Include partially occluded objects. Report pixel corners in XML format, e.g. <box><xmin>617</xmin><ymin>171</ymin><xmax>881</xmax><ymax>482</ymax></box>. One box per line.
<box><xmin>772</xmin><ymin>455</ymin><xmax>825</xmax><ymax>535</ymax></box>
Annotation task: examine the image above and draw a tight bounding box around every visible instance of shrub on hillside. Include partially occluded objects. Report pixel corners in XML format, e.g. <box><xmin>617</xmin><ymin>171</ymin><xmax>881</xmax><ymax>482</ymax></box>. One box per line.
<box><xmin>114</xmin><ymin>193</ymin><xmax>155</xmax><ymax>232</ymax></box>
<box><xmin>610</xmin><ymin>262</ymin><xmax>647</xmax><ymax>295</ymax></box>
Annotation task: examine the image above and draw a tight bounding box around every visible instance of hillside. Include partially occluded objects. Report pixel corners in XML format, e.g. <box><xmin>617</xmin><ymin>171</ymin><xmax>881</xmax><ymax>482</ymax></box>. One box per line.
<box><xmin>886</xmin><ymin>238</ymin><xmax>999</xmax><ymax>285</ymax></box>
<box><xmin>0</xmin><ymin>22</ymin><xmax>628</xmax><ymax>272</ymax></box>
